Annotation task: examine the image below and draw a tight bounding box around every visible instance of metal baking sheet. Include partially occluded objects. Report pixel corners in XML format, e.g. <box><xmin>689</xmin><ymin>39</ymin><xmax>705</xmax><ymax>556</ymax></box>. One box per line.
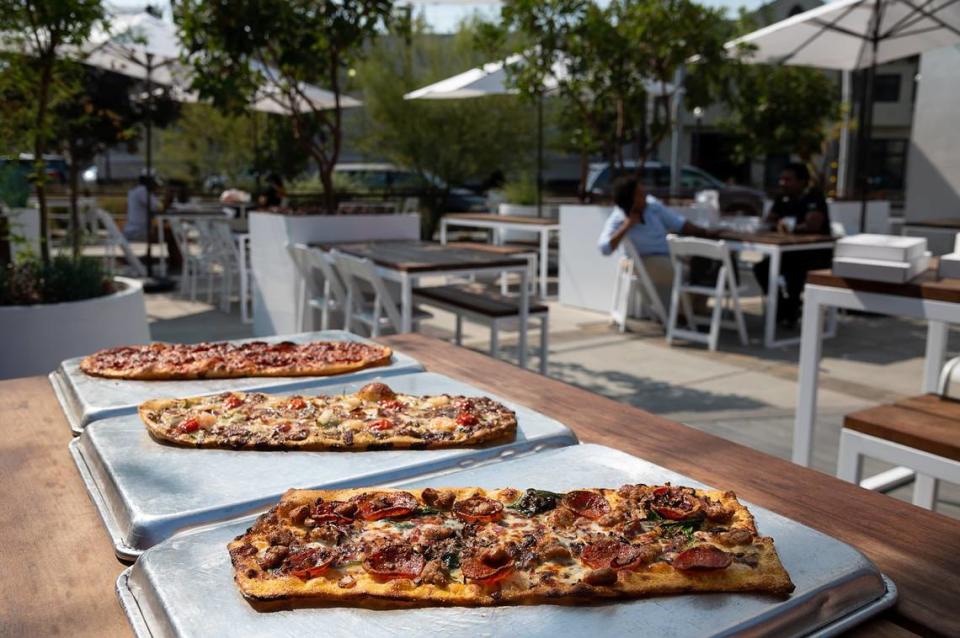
<box><xmin>116</xmin><ymin>444</ymin><xmax>896</xmax><ymax>638</ymax></box>
<box><xmin>71</xmin><ymin>372</ymin><xmax>577</xmax><ymax>560</ymax></box>
<box><xmin>50</xmin><ymin>330</ymin><xmax>423</xmax><ymax>434</ymax></box>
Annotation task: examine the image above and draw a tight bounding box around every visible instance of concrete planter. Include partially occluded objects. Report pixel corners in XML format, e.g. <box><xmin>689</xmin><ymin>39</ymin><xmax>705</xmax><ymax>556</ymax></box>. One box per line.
<box><xmin>0</xmin><ymin>276</ymin><xmax>149</xmax><ymax>379</ymax></box>
<box><xmin>558</xmin><ymin>204</ymin><xmax>618</xmax><ymax>313</ymax></box>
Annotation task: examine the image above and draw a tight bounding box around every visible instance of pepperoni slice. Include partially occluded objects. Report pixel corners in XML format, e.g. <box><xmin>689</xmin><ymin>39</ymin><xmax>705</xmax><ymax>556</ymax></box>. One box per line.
<box><xmin>452</xmin><ymin>495</ymin><xmax>504</xmax><ymax>523</ymax></box>
<box><xmin>562</xmin><ymin>490</ymin><xmax>610</xmax><ymax>520</ymax></box>
<box><xmin>579</xmin><ymin>539</ymin><xmax>622</xmax><ymax>569</ymax></box>
<box><xmin>356</xmin><ymin>491</ymin><xmax>417</xmax><ymax>521</ymax></box>
<box><xmin>362</xmin><ymin>544</ymin><xmax>425</xmax><ymax>580</ymax></box>
<box><xmin>311</xmin><ymin>500</ymin><xmax>356</xmax><ymax>523</ymax></box>
<box><xmin>581</xmin><ymin>540</ymin><xmax>656</xmax><ymax>571</ymax></box>
<box><xmin>284</xmin><ymin>547</ymin><xmax>335</xmax><ymax>580</ymax></box>
<box><xmin>672</xmin><ymin>545</ymin><xmax>733</xmax><ymax>571</ymax></box>
<box><xmin>460</xmin><ymin>547</ymin><xmax>514</xmax><ymax>585</ymax></box>
<box><xmin>288</xmin><ymin>397</ymin><xmax>307</xmax><ymax>410</ymax></box>
<box><xmin>650</xmin><ymin>487</ymin><xmax>703</xmax><ymax>521</ymax></box>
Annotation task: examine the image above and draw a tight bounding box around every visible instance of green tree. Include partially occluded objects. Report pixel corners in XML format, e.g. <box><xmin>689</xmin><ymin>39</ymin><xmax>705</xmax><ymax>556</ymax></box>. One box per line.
<box><xmin>0</xmin><ymin>0</ymin><xmax>104</xmax><ymax>264</ymax></box>
<box><xmin>53</xmin><ymin>67</ymin><xmax>179</xmax><ymax>256</ymax></box>
<box><xmin>356</xmin><ymin>21</ymin><xmax>535</xmax><ymax>237</ymax></box>
<box><xmin>175</xmin><ymin>0</ymin><xmax>394</xmax><ymax>213</ymax></box>
<box><xmin>492</xmin><ymin>0</ymin><xmax>730</xmax><ymax>193</ymax></box>
<box><xmin>717</xmin><ymin>64</ymin><xmax>840</xmax><ymax>168</ymax></box>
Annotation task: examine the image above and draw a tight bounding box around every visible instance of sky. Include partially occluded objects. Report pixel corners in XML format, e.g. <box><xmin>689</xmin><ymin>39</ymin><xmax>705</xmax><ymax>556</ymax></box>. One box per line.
<box><xmin>110</xmin><ymin>1</ymin><xmax>772</xmax><ymax>34</ymax></box>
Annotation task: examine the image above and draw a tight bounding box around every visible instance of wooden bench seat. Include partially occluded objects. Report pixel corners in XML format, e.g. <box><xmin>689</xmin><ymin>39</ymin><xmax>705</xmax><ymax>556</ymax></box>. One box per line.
<box><xmin>838</xmin><ymin>393</ymin><xmax>960</xmax><ymax>510</ymax></box>
<box><xmin>413</xmin><ymin>285</ymin><xmax>549</xmax><ymax>374</ymax></box>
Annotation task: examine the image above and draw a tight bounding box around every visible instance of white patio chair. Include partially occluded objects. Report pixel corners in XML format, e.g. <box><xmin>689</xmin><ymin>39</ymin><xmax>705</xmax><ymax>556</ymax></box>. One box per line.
<box><xmin>167</xmin><ymin>217</ymin><xmax>205</xmax><ymax>300</ymax></box>
<box><xmin>610</xmin><ymin>241</ymin><xmax>668</xmax><ymax>331</ymax></box>
<box><xmin>94</xmin><ymin>209</ymin><xmax>147</xmax><ymax>278</ymax></box>
<box><xmin>202</xmin><ymin>219</ymin><xmax>244</xmax><ymax>313</ymax></box>
<box><xmin>287</xmin><ymin>243</ymin><xmax>348</xmax><ymax>331</ymax></box>
<box><xmin>665</xmin><ymin>235</ymin><xmax>748</xmax><ymax>352</ymax></box>
<box><xmin>331</xmin><ymin>249</ymin><xmax>431</xmax><ymax>337</ymax></box>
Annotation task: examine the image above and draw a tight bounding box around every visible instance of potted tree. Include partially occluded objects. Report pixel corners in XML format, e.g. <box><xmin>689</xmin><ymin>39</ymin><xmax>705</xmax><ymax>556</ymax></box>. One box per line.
<box><xmin>0</xmin><ymin>1</ymin><xmax>150</xmax><ymax>379</ymax></box>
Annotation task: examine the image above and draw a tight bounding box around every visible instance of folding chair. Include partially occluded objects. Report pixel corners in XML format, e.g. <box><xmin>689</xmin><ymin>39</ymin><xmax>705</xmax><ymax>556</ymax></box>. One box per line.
<box><xmin>286</xmin><ymin>243</ymin><xmax>347</xmax><ymax>331</ymax></box>
<box><xmin>665</xmin><ymin>235</ymin><xmax>748</xmax><ymax>351</ymax></box>
<box><xmin>95</xmin><ymin>209</ymin><xmax>147</xmax><ymax>278</ymax></box>
<box><xmin>610</xmin><ymin>241</ymin><xmax>668</xmax><ymax>331</ymax></box>
<box><xmin>331</xmin><ymin>249</ymin><xmax>431</xmax><ymax>337</ymax></box>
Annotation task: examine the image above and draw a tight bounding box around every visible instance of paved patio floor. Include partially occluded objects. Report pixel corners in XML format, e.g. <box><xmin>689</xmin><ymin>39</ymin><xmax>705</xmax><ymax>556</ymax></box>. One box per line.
<box><xmin>145</xmin><ymin>285</ymin><xmax>960</xmax><ymax>520</ymax></box>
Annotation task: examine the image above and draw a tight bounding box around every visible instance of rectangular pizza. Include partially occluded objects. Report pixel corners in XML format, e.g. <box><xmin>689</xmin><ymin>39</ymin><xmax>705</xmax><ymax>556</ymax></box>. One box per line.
<box><xmin>80</xmin><ymin>340</ymin><xmax>392</xmax><ymax>380</ymax></box>
<box><xmin>228</xmin><ymin>485</ymin><xmax>795</xmax><ymax>607</ymax></box>
<box><xmin>139</xmin><ymin>382</ymin><xmax>517</xmax><ymax>450</ymax></box>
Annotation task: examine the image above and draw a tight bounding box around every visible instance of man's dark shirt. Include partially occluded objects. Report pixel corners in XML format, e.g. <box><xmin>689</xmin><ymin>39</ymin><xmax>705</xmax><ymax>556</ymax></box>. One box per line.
<box><xmin>770</xmin><ymin>188</ymin><xmax>829</xmax><ymax>234</ymax></box>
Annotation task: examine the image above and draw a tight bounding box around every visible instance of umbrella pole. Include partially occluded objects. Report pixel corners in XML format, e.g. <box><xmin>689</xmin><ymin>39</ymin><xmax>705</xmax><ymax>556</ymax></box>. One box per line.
<box><xmin>145</xmin><ymin>53</ymin><xmax>154</xmax><ymax>277</ymax></box>
<box><xmin>537</xmin><ymin>92</ymin><xmax>544</xmax><ymax>218</ymax></box>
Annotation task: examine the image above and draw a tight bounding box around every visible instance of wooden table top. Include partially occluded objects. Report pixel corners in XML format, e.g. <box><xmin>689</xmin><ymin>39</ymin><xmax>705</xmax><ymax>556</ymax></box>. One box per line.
<box><xmin>845</xmin><ymin>394</ymin><xmax>960</xmax><ymax>462</ymax></box>
<box><xmin>311</xmin><ymin>240</ymin><xmax>529</xmax><ymax>273</ymax></box>
<box><xmin>3</xmin><ymin>335</ymin><xmax>955</xmax><ymax>636</ymax></box>
<box><xmin>718</xmin><ymin>230</ymin><xmax>836</xmax><ymax>246</ymax></box>
<box><xmin>444</xmin><ymin>212</ymin><xmax>560</xmax><ymax>226</ymax></box>
<box><xmin>808</xmin><ymin>267</ymin><xmax>960</xmax><ymax>303</ymax></box>
<box><xmin>903</xmin><ymin>217</ymin><xmax>960</xmax><ymax>229</ymax></box>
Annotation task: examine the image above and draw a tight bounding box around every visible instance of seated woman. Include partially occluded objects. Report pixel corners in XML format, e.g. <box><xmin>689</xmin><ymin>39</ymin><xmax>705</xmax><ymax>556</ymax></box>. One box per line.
<box><xmin>598</xmin><ymin>175</ymin><xmax>717</xmax><ymax>315</ymax></box>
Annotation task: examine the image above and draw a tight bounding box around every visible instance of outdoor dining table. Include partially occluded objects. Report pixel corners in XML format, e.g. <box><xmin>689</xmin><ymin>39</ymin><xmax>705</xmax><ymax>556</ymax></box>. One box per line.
<box><xmin>311</xmin><ymin>240</ymin><xmax>532</xmax><ymax>367</ymax></box>
<box><xmin>2</xmin><ymin>334</ymin><xmax>958</xmax><ymax>637</ymax></box>
<box><xmin>717</xmin><ymin>230</ymin><xmax>836</xmax><ymax>348</ymax></box>
<box><xmin>794</xmin><ymin>267</ymin><xmax>960</xmax><ymax>475</ymax></box>
<box><xmin>439</xmin><ymin>213</ymin><xmax>560</xmax><ymax>299</ymax></box>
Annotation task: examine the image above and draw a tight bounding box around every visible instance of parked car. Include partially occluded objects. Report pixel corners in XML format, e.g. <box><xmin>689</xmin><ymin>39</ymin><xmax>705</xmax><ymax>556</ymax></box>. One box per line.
<box><xmin>585</xmin><ymin>160</ymin><xmax>765</xmax><ymax>215</ymax></box>
<box><xmin>333</xmin><ymin>163</ymin><xmax>488</xmax><ymax>212</ymax></box>
<box><xmin>0</xmin><ymin>154</ymin><xmax>69</xmax><ymax>185</ymax></box>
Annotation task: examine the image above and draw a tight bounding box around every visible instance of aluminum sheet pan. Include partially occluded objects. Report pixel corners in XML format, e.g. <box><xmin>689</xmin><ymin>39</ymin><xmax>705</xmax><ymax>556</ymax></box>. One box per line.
<box><xmin>116</xmin><ymin>444</ymin><xmax>896</xmax><ymax>638</ymax></box>
<box><xmin>50</xmin><ymin>330</ymin><xmax>423</xmax><ymax>434</ymax></box>
<box><xmin>71</xmin><ymin>372</ymin><xmax>577</xmax><ymax>560</ymax></box>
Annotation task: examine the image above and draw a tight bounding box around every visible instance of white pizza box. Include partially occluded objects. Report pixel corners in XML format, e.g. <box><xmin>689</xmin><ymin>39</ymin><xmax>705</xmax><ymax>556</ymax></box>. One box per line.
<box><xmin>834</xmin><ymin>234</ymin><xmax>927</xmax><ymax>262</ymax></box>
<box><xmin>939</xmin><ymin>253</ymin><xmax>960</xmax><ymax>279</ymax></box>
<box><xmin>832</xmin><ymin>252</ymin><xmax>931</xmax><ymax>284</ymax></box>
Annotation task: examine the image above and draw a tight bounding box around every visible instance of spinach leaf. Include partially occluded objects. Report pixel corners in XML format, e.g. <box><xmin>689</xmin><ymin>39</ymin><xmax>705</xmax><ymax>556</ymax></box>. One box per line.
<box><xmin>507</xmin><ymin>489</ymin><xmax>565</xmax><ymax>517</ymax></box>
<box><xmin>441</xmin><ymin>551</ymin><xmax>460</xmax><ymax>571</ymax></box>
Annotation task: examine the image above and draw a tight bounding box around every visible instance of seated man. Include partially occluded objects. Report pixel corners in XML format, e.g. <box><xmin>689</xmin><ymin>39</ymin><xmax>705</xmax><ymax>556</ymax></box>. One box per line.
<box><xmin>753</xmin><ymin>162</ymin><xmax>833</xmax><ymax>327</ymax></box>
<box><xmin>598</xmin><ymin>175</ymin><xmax>717</xmax><ymax>316</ymax></box>
<box><xmin>124</xmin><ymin>173</ymin><xmax>164</xmax><ymax>241</ymax></box>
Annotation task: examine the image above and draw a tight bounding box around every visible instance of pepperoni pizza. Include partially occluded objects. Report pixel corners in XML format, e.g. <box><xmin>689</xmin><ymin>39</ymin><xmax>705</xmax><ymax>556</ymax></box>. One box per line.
<box><xmin>79</xmin><ymin>340</ymin><xmax>392</xmax><ymax>380</ymax></box>
<box><xmin>140</xmin><ymin>382</ymin><xmax>517</xmax><ymax>450</ymax></box>
<box><xmin>229</xmin><ymin>484</ymin><xmax>794</xmax><ymax>607</ymax></box>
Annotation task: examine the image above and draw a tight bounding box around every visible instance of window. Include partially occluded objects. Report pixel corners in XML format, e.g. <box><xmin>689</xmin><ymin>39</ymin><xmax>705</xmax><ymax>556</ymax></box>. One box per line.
<box><xmin>788</xmin><ymin>5</ymin><xmax>806</xmax><ymax>17</ymax></box>
<box><xmin>867</xmin><ymin>138</ymin><xmax>908</xmax><ymax>191</ymax></box>
<box><xmin>873</xmin><ymin>74</ymin><xmax>901</xmax><ymax>102</ymax></box>
<box><xmin>681</xmin><ymin>168</ymin><xmax>720</xmax><ymax>190</ymax></box>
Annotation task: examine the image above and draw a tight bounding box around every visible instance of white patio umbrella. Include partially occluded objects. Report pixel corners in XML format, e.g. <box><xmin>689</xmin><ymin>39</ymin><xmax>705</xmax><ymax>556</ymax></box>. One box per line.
<box><xmin>83</xmin><ymin>13</ymin><xmax>362</xmax><ymax>278</ymax></box>
<box><xmin>727</xmin><ymin>0</ymin><xmax>960</xmax><ymax>230</ymax></box>
<box><xmin>405</xmin><ymin>55</ymin><xmax>675</xmax><ymax>214</ymax></box>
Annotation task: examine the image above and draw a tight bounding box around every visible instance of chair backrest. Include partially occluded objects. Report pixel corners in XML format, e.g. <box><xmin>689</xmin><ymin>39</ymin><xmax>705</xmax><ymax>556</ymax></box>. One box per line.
<box><xmin>830</xmin><ymin>221</ymin><xmax>847</xmax><ymax>238</ymax></box>
<box><xmin>331</xmin><ymin>249</ymin><xmax>403</xmax><ymax>332</ymax></box>
<box><xmin>287</xmin><ymin>243</ymin><xmax>347</xmax><ymax>307</ymax></box>
<box><xmin>95</xmin><ymin>208</ymin><xmax>147</xmax><ymax>277</ymax></box>
<box><xmin>666</xmin><ymin>235</ymin><xmax>730</xmax><ymax>261</ymax></box>
<box><xmin>204</xmin><ymin>218</ymin><xmax>241</xmax><ymax>266</ymax></box>
<box><xmin>166</xmin><ymin>216</ymin><xmax>195</xmax><ymax>260</ymax></box>
<box><xmin>621</xmin><ymin>239</ymin><xmax>667</xmax><ymax>324</ymax></box>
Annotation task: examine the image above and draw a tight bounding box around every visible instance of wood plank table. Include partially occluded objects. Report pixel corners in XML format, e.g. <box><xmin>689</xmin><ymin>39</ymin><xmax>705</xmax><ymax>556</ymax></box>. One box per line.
<box><xmin>2</xmin><ymin>335</ymin><xmax>957</xmax><ymax>637</ymax></box>
<box><xmin>717</xmin><ymin>230</ymin><xmax>836</xmax><ymax>348</ymax></box>
<box><xmin>440</xmin><ymin>213</ymin><xmax>560</xmax><ymax>299</ymax></box>
<box><xmin>796</xmin><ymin>268</ymin><xmax>960</xmax><ymax>469</ymax></box>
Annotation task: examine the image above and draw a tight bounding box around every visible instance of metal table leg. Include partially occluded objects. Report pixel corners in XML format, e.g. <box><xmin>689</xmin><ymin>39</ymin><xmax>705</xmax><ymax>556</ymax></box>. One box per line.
<box><xmin>793</xmin><ymin>284</ymin><xmax>825</xmax><ymax>466</ymax></box>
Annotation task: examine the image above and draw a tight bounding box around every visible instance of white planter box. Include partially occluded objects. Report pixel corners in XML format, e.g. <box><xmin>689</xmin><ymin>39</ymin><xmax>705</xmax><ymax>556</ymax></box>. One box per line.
<box><xmin>249</xmin><ymin>212</ymin><xmax>420</xmax><ymax>336</ymax></box>
<box><xmin>498</xmin><ymin>202</ymin><xmax>558</xmax><ymax>242</ymax></box>
<box><xmin>559</xmin><ymin>204</ymin><xmax>619</xmax><ymax>313</ymax></box>
<box><xmin>0</xmin><ymin>276</ymin><xmax>149</xmax><ymax>379</ymax></box>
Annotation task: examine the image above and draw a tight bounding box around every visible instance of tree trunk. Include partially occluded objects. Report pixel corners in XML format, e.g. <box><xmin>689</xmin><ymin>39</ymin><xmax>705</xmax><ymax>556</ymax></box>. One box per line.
<box><xmin>318</xmin><ymin>160</ymin><xmax>336</xmax><ymax>214</ymax></box>
<box><xmin>34</xmin><ymin>56</ymin><xmax>54</xmax><ymax>266</ymax></box>
<box><xmin>68</xmin><ymin>144</ymin><xmax>81</xmax><ymax>259</ymax></box>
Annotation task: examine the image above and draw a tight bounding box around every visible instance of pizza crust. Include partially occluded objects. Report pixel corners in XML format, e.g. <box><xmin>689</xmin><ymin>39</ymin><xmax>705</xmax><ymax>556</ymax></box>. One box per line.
<box><xmin>229</xmin><ymin>486</ymin><xmax>795</xmax><ymax>608</ymax></box>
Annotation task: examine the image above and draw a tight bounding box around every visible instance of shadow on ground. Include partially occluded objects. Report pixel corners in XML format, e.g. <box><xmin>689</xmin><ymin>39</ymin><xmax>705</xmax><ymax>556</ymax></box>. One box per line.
<box><xmin>547</xmin><ymin>360</ymin><xmax>769</xmax><ymax>414</ymax></box>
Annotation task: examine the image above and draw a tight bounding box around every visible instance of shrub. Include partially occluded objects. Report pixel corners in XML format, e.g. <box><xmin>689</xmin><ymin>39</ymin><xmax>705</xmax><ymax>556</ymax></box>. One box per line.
<box><xmin>0</xmin><ymin>255</ymin><xmax>113</xmax><ymax>306</ymax></box>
